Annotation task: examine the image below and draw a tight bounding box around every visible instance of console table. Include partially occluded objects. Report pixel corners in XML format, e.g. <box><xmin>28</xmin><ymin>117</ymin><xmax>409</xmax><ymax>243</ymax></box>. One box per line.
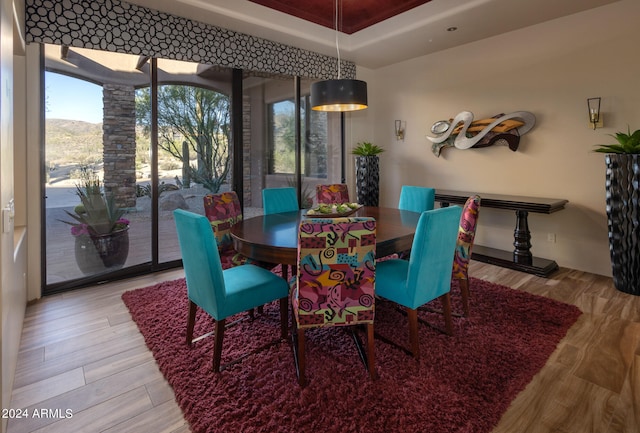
<box><xmin>435</xmin><ymin>189</ymin><xmax>568</xmax><ymax>277</ymax></box>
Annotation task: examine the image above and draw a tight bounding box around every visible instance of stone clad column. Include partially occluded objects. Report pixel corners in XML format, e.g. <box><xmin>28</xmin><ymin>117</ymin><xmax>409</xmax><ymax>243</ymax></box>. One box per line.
<box><xmin>102</xmin><ymin>84</ymin><xmax>136</xmax><ymax>208</ymax></box>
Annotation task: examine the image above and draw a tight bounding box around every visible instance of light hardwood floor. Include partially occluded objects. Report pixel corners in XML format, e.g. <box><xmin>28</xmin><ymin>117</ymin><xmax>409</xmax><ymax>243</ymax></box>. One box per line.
<box><xmin>6</xmin><ymin>262</ymin><xmax>640</xmax><ymax>433</ymax></box>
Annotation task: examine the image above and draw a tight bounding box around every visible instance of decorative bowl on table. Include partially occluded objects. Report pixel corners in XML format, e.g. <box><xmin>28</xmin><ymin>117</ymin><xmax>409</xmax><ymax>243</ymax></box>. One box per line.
<box><xmin>305</xmin><ymin>202</ymin><xmax>363</xmax><ymax>217</ymax></box>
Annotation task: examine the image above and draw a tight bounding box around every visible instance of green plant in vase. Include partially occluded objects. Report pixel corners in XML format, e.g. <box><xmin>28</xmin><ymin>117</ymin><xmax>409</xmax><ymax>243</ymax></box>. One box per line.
<box><xmin>593</xmin><ymin>127</ymin><xmax>640</xmax><ymax>154</ymax></box>
<box><xmin>352</xmin><ymin>142</ymin><xmax>384</xmax><ymax>206</ymax></box>
<box><xmin>352</xmin><ymin>141</ymin><xmax>385</xmax><ymax>156</ymax></box>
<box><xmin>59</xmin><ymin>168</ymin><xmax>130</xmax><ymax>275</ymax></box>
<box><xmin>593</xmin><ymin>127</ymin><xmax>640</xmax><ymax>295</ymax></box>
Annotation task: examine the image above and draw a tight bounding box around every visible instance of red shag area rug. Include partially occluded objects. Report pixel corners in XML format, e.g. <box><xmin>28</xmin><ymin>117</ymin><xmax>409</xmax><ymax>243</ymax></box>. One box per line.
<box><xmin>122</xmin><ymin>277</ymin><xmax>581</xmax><ymax>433</ymax></box>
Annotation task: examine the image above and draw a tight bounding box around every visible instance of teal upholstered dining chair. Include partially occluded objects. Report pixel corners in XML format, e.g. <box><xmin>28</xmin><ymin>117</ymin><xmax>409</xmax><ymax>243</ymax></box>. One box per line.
<box><xmin>203</xmin><ymin>190</ymin><xmax>277</xmax><ymax>317</ymax></box>
<box><xmin>398</xmin><ymin>185</ymin><xmax>435</xmax><ymax>213</ymax></box>
<box><xmin>173</xmin><ymin>209</ymin><xmax>289</xmax><ymax>372</ymax></box>
<box><xmin>262</xmin><ymin>187</ymin><xmax>299</xmax><ymax>215</ymax></box>
<box><xmin>376</xmin><ymin>206</ymin><xmax>461</xmax><ymax>360</ymax></box>
<box><xmin>419</xmin><ymin>195</ymin><xmax>481</xmax><ymax>318</ymax></box>
<box><xmin>396</xmin><ymin>185</ymin><xmax>436</xmax><ymax>260</ymax></box>
<box><xmin>291</xmin><ymin>216</ymin><xmax>377</xmax><ymax>386</ymax></box>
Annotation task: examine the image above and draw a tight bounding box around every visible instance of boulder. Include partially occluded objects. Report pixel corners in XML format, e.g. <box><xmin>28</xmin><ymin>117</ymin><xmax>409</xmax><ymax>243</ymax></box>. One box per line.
<box><xmin>160</xmin><ymin>192</ymin><xmax>189</xmax><ymax>211</ymax></box>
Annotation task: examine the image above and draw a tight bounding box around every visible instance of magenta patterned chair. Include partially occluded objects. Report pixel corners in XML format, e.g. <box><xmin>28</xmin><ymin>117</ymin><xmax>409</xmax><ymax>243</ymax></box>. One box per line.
<box><xmin>452</xmin><ymin>195</ymin><xmax>481</xmax><ymax>316</ymax></box>
<box><xmin>316</xmin><ymin>183</ymin><xmax>350</xmax><ymax>204</ymax></box>
<box><xmin>291</xmin><ymin>217</ymin><xmax>376</xmax><ymax>386</ymax></box>
<box><xmin>203</xmin><ymin>191</ymin><xmax>255</xmax><ymax>269</ymax></box>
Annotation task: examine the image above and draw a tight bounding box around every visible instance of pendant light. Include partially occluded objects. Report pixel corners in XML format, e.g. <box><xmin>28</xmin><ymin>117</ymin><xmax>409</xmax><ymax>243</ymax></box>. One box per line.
<box><xmin>310</xmin><ymin>0</ymin><xmax>368</xmax><ymax>112</ymax></box>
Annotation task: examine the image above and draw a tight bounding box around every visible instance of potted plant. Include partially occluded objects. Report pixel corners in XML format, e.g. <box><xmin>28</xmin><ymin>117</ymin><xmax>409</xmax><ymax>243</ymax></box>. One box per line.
<box><xmin>60</xmin><ymin>169</ymin><xmax>130</xmax><ymax>275</ymax></box>
<box><xmin>353</xmin><ymin>142</ymin><xmax>385</xmax><ymax>206</ymax></box>
<box><xmin>593</xmin><ymin>127</ymin><xmax>640</xmax><ymax>295</ymax></box>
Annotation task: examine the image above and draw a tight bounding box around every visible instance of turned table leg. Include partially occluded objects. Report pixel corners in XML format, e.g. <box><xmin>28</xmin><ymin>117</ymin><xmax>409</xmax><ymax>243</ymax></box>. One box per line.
<box><xmin>513</xmin><ymin>210</ymin><xmax>533</xmax><ymax>264</ymax></box>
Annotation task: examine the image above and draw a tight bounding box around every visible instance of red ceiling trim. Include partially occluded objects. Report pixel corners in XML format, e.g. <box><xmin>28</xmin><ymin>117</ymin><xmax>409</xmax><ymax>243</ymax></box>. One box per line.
<box><xmin>249</xmin><ymin>0</ymin><xmax>432</xmax><ymax>34</ymax></box>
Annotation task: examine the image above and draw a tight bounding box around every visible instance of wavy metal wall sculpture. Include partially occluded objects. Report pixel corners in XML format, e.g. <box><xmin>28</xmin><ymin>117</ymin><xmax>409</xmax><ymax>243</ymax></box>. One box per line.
<box><xmin>427</xmin><ymin>111</ymin><xmax>536</xmax><ymax>157</ymax></box>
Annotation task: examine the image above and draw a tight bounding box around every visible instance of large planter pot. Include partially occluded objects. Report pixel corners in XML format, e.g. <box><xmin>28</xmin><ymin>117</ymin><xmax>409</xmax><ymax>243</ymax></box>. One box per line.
<box><xmin>74</xmin><ymin>227</ymin><xmax>130</xmax><ymax>275</ymax></box>
<box><xmin>605</xmin><ymin>154</ymin><xmax>640</xmax><ymax>295</ymax></box>
<box><xmin>355</xmin><ymin>156</ymin><xmax>380</xmax><ymax>206</ymax></box>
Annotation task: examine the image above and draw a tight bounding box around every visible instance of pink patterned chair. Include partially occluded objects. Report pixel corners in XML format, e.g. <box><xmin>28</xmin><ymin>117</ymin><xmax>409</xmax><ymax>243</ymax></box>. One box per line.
<box><xmin>316</xmin><ymin>183</ymin><xmax>350</xmax><ymax>204</ymax></box>
<box><xmin>291</xmin><ymin>217</ymin><xmax>376</xmax><ymax>386</ymax></box>
<box><xmin>203</xmin><ymin>191</ymin><xmax>261</xmax><ymax>269</ymax></box>
<box><xmin>452</xmin><ymin>195</ymin><xmax>481</xmax><ymax>316</ymax></box>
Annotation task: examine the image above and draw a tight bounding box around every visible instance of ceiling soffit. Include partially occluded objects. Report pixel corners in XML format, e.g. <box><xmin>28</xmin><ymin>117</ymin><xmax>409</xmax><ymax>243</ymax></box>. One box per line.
<box><xmin>248</xmin><ymin>0</ymin><xmax>432</xmax><ymax>34</ymax></box>
<box><xmin>124</xmin><ymin>0</ymin><xmax>625</xmax><ymax>68</ymax></box>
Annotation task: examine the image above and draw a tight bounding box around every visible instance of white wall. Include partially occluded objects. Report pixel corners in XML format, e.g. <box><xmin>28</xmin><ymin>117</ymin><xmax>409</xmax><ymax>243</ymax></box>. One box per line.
<box><xmin>350</xmin><ymin>0</ymin><xmax>640</xmax><ymax>277</ymax></box>
<box><xmin>1</xmin><ymin>1</ymin><xmax>28</xmax><ymax>431</ymax></box>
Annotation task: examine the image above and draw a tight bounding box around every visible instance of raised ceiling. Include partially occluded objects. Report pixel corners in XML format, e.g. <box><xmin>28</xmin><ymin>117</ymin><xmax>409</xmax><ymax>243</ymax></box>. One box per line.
<box><xmin>248</xmin><ymin>0</ymin><xmax>432</xmax><ymax>34</ymax></box>
<box><xmin>128</xmin><ymin>0</ymin><xmax>621</xmax><ymax>69</ymax></box>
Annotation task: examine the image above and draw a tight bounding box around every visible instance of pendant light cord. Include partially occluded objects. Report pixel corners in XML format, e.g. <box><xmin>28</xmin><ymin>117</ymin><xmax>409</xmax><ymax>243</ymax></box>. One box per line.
<box><xmin>334</xmin><ymin>0</ymin><xmax>341</xmax><ymax>79</ymax></box>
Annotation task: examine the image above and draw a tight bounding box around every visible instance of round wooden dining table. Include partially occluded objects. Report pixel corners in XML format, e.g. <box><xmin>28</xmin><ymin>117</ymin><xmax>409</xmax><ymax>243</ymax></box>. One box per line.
<box><xmin>230</xmin><ymin>206</ymin><xmax>421</xmax><ymax>274</ymax></box>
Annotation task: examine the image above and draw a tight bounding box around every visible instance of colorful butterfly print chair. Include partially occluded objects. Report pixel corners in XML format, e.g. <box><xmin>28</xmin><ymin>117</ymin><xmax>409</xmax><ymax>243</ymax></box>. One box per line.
<box><xmin>262</xmin><ymin>187</ymin><xmax>299</xmax><ymax>214</ymax></box>
<box><xmin>451</xmin><ymin>195</ymin><xmax>481</xmax><ymax>317</ymax></box>
<box><xmin>174</xmin><ymin>209</ymin><xmax>289</xmax><ymax>372</ymax></box>
<box><xmin>291</xmin><ymin>217</ymin><xmax>377</xmax><ymax>386</ymax></box>
<box><xmin>203</xmin><ymin>191</ymin><xmax>255</xmax><ymax>269</ymax></box>
<box><xmin>316</xmin><ymin>183</ymin><xmax>350</xmax><ymax>204</ymax></box>
<box><xmin>376</xmin><ymin>206</ymin><xmax>461</xmax><ymax>360</ymax></box>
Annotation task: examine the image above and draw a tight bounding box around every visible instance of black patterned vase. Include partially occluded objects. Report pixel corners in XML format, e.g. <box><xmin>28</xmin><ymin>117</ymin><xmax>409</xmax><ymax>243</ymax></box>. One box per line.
<box><xmin>605</xmin><ymin>154</ymin><xmax>640</xmax><ymax>295</ymax></box>
<box><xmin>74</xmin><ymin>227</ymin><xmax>130</xmax><ymax>275</ymax></box>
<box><xmin>355</xmin><ymin>156</ymin><xmax>380</xmax><ymax>207</ymax></box>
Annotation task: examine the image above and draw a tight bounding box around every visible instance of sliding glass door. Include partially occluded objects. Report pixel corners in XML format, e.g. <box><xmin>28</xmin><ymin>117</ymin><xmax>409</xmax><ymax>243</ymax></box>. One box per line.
<box><xmin>44</xmin><ymin>45</ymin><xmax>153</xmax><ymax>290</ymax></box>
<box><xmin>136</xmin><ymin>59</ymin><xmax>234</xmax><ymax>264</ymax></box>
<box><xmin>43</xmin><ymin>45</ymin><xmax>236</xmax><ymax>292</ymax></box>
<box><xmin>242</xmin><ymin>74</ymin><xmax>343</xmax><ymax>214</ymax></box>
<box><xmin>42</xmin><ymin>44</ymin><xmax>344</xmax><ymax>293</ymax></box>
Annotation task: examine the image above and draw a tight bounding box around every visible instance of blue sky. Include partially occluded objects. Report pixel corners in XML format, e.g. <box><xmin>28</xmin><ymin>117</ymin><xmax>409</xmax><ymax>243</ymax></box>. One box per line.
<box><xmin>45</xmin><ymin>72</ymin><xmax>104</xmax><ymax>123</ymax></box>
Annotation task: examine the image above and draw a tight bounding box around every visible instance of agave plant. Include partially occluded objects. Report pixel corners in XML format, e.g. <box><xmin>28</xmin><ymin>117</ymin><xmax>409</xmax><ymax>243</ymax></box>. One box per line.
<box><xmin>60</xmin><ymin>168</ymin><xmax>128</xmax><ymax>236</ymax></box>
<box><xmin>352</xmin><ymin>141</ymin><xmax>385</xmax><ymax>156</ymax></box>
<box><xmin>593</xmin><ymin>127</ymin><xmax>640</xmax><ymax>154</ymax></box>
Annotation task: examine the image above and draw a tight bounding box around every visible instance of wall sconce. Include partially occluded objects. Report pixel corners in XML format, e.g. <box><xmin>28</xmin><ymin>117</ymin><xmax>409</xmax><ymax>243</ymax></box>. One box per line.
<box><xmin>395</xmin><ymin>120</ymin><xmax>406</xmax><ymax>140</ymax></box>
<box><xmin>587</xmin><ymin>97</ymin><xmax>603</xmax><ymax>130</ymax></box>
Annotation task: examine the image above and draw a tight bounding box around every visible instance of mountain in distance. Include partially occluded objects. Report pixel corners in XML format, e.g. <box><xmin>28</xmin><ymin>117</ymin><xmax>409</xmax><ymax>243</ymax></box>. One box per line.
<box><xmin>46</xmin><ymin>118</ymin><xmax>103</xmax><ymax>144</ymax></box>
<box><xmin>45</xmin><ymin>118</ymin><xmax>104</xmax><ymax>179</ymax></box>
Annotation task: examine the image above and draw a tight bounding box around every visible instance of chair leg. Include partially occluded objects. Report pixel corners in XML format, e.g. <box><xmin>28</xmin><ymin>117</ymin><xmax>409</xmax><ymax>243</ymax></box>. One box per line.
<box><xmin>186</xmin><ymin>300</ymin><xmax>197</xmax><ymax>346</ymax></box>
<box><xmin>279</xmin><ymin>297</ymin><xmax>288</xmax><ymax>339</ymax></box>
<box><xmin>407</xmin><ymin>307</ymin><xmax>420</xmax><ymax>360</ymax></box>
<box><xmin>212</xmin><ymin>318</ymin><xmax>226</xmax><ymax>372</ymax></box>
<box><xmin>440</xmin><ymin>292</ymin><xmax>453</xmax><ymax>336</ymax></box>
<box><xmin>288</xmin><ymin>265</ymin><xmax>297</xmax><ymax>280</ymax></box>
<box><xmin>366</xmin><ymin>323</ymin><xmax>376</xmax><ymax>380</ymax></box>
<box><xmin>290</xmin><ymin>302</ymin><xmax>306</xmax><ymax>385</ymax></box>
<box><xmin>296</xmin><ymin>327</ymin><xmax>306</xmax><ymax>386</ymax></box>
<box><xmin>459</xmin><ymin>278</ymin><xmax>470</xmax><ymax>317</ymax></box>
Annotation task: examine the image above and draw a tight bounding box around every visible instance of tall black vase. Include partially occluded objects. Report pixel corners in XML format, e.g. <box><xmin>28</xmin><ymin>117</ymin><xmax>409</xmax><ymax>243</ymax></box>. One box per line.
<box><xmin>355</xmin><ymin>156</ymin><xmax>380</xmax><ymax>206</ymax></box>
<box><xmin>605</xmin><ymin>154</ymin><xmax>640</xmax><ymax>296</ymax></box>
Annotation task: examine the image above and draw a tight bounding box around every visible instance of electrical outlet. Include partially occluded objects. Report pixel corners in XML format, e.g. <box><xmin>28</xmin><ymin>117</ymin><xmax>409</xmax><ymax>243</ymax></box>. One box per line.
<box><xmin>547</xmin><ymin>233</ymin><xmax>556</xmax><ymax>243</ymax></box>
